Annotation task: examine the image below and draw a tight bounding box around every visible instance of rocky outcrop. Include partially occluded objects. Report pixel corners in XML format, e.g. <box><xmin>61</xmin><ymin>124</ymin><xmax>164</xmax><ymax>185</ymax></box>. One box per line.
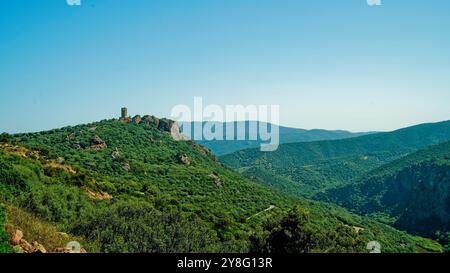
<box><xmin>9</xmin><ymin>229</ymin><xmax>46</xmax><ymax>253</ymax></box>
<box><xmin>45</xmin><ymin>162</ymin><xmax>77</xmax><ymax>175</ymax></box>
<box><xmin>19</xmin><ymin>238</ymin><xmax>32</xmax><ymax>252</ymax></box>
<box><xmin>111</xmin><ymin>148</ymin><xmax>120</xmax><ymax>159</ymax></box>
<box><xmin>11</xmin><ymin>229</ymin><xmax>23</xmax><ymax>245</ymax></box>
<box><xmin>82</xmin><ymin>186</ymin><xmax>113</xmax><ymax>200</ymax></box>
<box><xmin>66</xmin><ymin>132</ymin><xmax>77</xmax><ymax>141</ymax></box>
<box><xmin>142</xmin><ymin>115</ymin><xmax>153</xmax><ymax>125</ymax></box>
<box><xmin>122</xmin><ymin>162</ymin><xmax>131</xmax><ymax>172</ymax></box>
<box><xmin>73</xmin><ymin>141</ymin><xmax>82</xmax><ymax>150</ymax></box>
<box><xmin>157</xmin><ymin>118</ymin><xmax>174</xmax><ymax>132</ymax></box>
<box><xmin>117</xmin><ymin>113</ymin><xmax>188</xmax><ymax>141</ymax></box>
<box><xmin>32</xmin><ymin>241</ymin><xmax>47</xmax><ymax>253</ymax></box>
<box><xmin>119</xmin><ymin>117</ymin><xmax>132</xmax><ymax>123</ymax></box>
<box><xmin>171</xmin><ymin>122</ymin><xmax>189</xmax><ymax>141</ymax></box>
<box><xmin>176</xmin><ymin>154</ymin><xmax>191</xmax><ymax>165</ymax></box>
<box><xmin>132</xmin><ymin>115</ymin><xmax>142</xmax><ymax>124</ymax></box>
<box><xmin>151</xmin><ymin>116</ymin><xmax>160</xmax><ymax>128</ymax></box>
<box><xmin>209</xmin><ymin>174</ymin><xmax>222</xmax><ymax>187</ymax></box>
<box><xmin>90</xmin><ymin>135</ymin><xmax>107</xmax><ymax>150</ymax></box>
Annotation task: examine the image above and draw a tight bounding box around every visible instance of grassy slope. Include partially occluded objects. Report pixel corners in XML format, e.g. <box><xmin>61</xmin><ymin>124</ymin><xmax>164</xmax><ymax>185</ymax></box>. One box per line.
<box><xmin>0</xmin><ymin>119</ymin><xmax>441</xmax><ymax>253</ymax></box>
<box><xmin>4</xmin><ymin>205</ymin><xmax>95</xmax><ymax>253</ymax></box>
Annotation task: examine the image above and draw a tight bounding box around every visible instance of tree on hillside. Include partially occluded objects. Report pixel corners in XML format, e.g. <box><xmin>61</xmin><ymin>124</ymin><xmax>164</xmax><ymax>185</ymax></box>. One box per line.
<box><xmin>436</xmin><ymin>231</ymin><xmax>450</xmax><ymax>253</ymax></box>
<box><xmin>250</xmin><ymin>206</ymin><xmax>316</xmax><ymax>253</ymax></box>
<box><xmin>250</xmin><ymin>206</ymin><xmax>365</xmax><ymax>253</ymax></box>
<box><xmin>0</xmin><ymin>133</ymin><xmax>10</xmax><ymax>143</ymax></box>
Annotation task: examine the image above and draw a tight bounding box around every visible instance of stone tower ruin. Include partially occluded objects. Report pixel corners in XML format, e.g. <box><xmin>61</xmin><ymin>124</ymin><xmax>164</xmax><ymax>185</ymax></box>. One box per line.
<box><xmin>121</xmin><ymin>107</ymin><xmax>128</xmax><ymax>119</ymax></box>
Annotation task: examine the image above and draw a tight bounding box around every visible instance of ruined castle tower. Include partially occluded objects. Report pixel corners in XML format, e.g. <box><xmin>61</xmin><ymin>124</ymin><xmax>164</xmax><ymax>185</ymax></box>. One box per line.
<box><xmin>121</xmin><ymin>107</ymin><xmax>128</xmax><ymax>119</ymax></box>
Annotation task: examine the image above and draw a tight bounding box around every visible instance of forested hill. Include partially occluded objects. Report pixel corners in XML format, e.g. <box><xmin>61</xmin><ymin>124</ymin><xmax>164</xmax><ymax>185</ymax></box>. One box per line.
<box><xmin>317</xmin><ymin>141</ymin><xmax>450</xmax><ymax>240</ymax></box>
<box><xmin>187</xmin><ymin>121</ymin><xmax>371</xmax><ymax>156</ymax></box>
<box><xmin>220</xmin><ymin>120</ymin><xmax>450</xmax><ymax>197</ymax></box>
<box><xmin>0</xmin><ymin>118</ymin><xmax>441</xmax><ymax>253</ymax></box>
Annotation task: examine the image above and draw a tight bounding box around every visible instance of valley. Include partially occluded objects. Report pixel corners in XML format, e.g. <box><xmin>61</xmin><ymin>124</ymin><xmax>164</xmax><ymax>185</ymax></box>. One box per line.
<box><xmin>217</xmin><ymin>120</ymin><xmax>450</xmax><ymax>251</ymax></box>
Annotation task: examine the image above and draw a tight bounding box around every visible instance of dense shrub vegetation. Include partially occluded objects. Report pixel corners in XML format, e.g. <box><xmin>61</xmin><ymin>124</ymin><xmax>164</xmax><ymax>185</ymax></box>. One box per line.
<box><xmin>0</xmin><ymin>119</ymin><xmax>443</xmax><ymax>253</ymax></box>
<box><xmin>219</xmin><ymin>120</ymin><xmax>450</xmax><ymax>244</ymax></box>
<box><xmin>318</xmin><ymin>142</ymin><xmax>450</xmax><ymax>238</ymax></box>
<box><xmin>0</xmin><ymin>133</ymin><xmax>10</xmax><ymax>143</ymax></box>
<box><xmin>436</xmin><ymin>231</ymin><xmax>450</xmax><ymax>253</ymax></box>
<box><xmin>70</xmin><ymin>201</ymin><xmax>220</xmax><ymax>253</ymax></box>
<box><xmin>250</xmin><ymin>206</ymin><xmax>366</xmax><ymax>253</ymax></box>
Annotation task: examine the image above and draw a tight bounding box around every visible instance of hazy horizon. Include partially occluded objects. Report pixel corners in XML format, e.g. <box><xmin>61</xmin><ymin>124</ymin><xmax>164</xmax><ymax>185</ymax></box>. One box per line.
<box><xmin>2</xmin><ymin>0</ymin><xmax>450</xmax><ymax>133</ymax></box>
<box><xmin>5</xmin><ymin>111</ymin><xmax>450</xmax><ymax>135</ymax></box>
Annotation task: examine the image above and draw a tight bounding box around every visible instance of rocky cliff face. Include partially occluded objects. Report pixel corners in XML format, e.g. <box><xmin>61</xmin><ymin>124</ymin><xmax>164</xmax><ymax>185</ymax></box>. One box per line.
<box><xmin>120</xmin><ymin>115</ymin><xmax>188</xmax><ymax>141</ymax></box>
<box><xmin>322</xmin><ymin>160</ymin><xmax>450</xmax><ymax>237</ymax></box>
<box><xmin>90</xmin><ymin>135</ymin><xmax>107</xmax><ymax>150</ymax></box>
<box><xmin>317</xmin><ymin>141</ymin><xmax>450</xmax><ymax>238</ymax></box>
<box><xmin>391</xmin><ymin>163</ymin><xmax>450</xmax><ymax>236</ymax></box>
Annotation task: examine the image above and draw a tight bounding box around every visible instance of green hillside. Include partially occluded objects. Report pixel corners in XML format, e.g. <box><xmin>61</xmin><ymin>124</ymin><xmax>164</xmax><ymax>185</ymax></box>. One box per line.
<box><xmin>317</xmin><ymin>141</ymin><xmax>450</xmax><ymax>240</ymax></box>
<box><xmin>0</xmin><ymin>206</ymin><xmax>11</xmax><ymax>253</ymax></box>
<box><xmin>0</xmin><ymin>118</ymin><xmax>440</xmax><ymax>253</ymax></box>
<box><xmin>220</xmin><ymin>120</ymin><xmax>450</xmax><ymax>197</ymax></box>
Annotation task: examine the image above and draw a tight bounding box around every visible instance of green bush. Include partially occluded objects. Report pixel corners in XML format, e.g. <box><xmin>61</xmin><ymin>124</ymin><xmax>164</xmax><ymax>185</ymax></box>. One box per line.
<box><xmin>0</xmin><ymin>206</ymin><xmax>12</xmax><ymax>253</ymax></box>
<box><xmin>250</xmin><ymin>206</ymin><xmax>365</xmax><ymax>253</ymax></box>
<box><xmin>436</xmin><ymin>231</ymin><xmax>450</xmax><ymax>253</ymax></box>
<box><xmin>0</xmin><ymin>158</ymin><xmax>29</xmax><ymax>199</ymax></box>
<box><xmin>70</xmin><ymin>201</ymin><xmax>220</xmax><ymax>253</ymax></box>
<box><xmin>0</xmin><ymin>133</ymin><xmax>10</xmax><ymax>143</ymax></box>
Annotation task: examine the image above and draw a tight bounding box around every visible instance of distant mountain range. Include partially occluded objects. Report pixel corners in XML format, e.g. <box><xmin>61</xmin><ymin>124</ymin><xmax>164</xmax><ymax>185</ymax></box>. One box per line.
<box><xmin>182</xmin><ymin>121</ymin><xmax>373</xmax><ymax>156</ymax></box>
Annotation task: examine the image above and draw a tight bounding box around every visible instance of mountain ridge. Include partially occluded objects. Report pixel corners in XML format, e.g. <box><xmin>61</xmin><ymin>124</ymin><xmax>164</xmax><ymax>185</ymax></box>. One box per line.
<box><xmin>184</xmin><ymin>121</ymin><xmax>373</xmax><ymax>156</ymax></box>
<box><xmin>219</xmin><ymin>119</ymin><xmax>450</xmax><ymax>197</ymax></box>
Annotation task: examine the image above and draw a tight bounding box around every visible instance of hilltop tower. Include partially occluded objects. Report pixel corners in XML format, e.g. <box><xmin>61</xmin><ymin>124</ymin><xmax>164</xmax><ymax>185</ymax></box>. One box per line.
<box><xmin>121</xmin><ymin>107</ymin><xmax>128</xmax><ymax>119</ymax></box>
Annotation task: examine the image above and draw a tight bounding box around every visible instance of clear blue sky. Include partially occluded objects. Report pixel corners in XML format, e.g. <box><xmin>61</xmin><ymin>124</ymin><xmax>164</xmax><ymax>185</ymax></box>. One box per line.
<box><xmin>1</xmin><ymin>0</ymin><xmax>450</xmax><ymax>133</ymax></box>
